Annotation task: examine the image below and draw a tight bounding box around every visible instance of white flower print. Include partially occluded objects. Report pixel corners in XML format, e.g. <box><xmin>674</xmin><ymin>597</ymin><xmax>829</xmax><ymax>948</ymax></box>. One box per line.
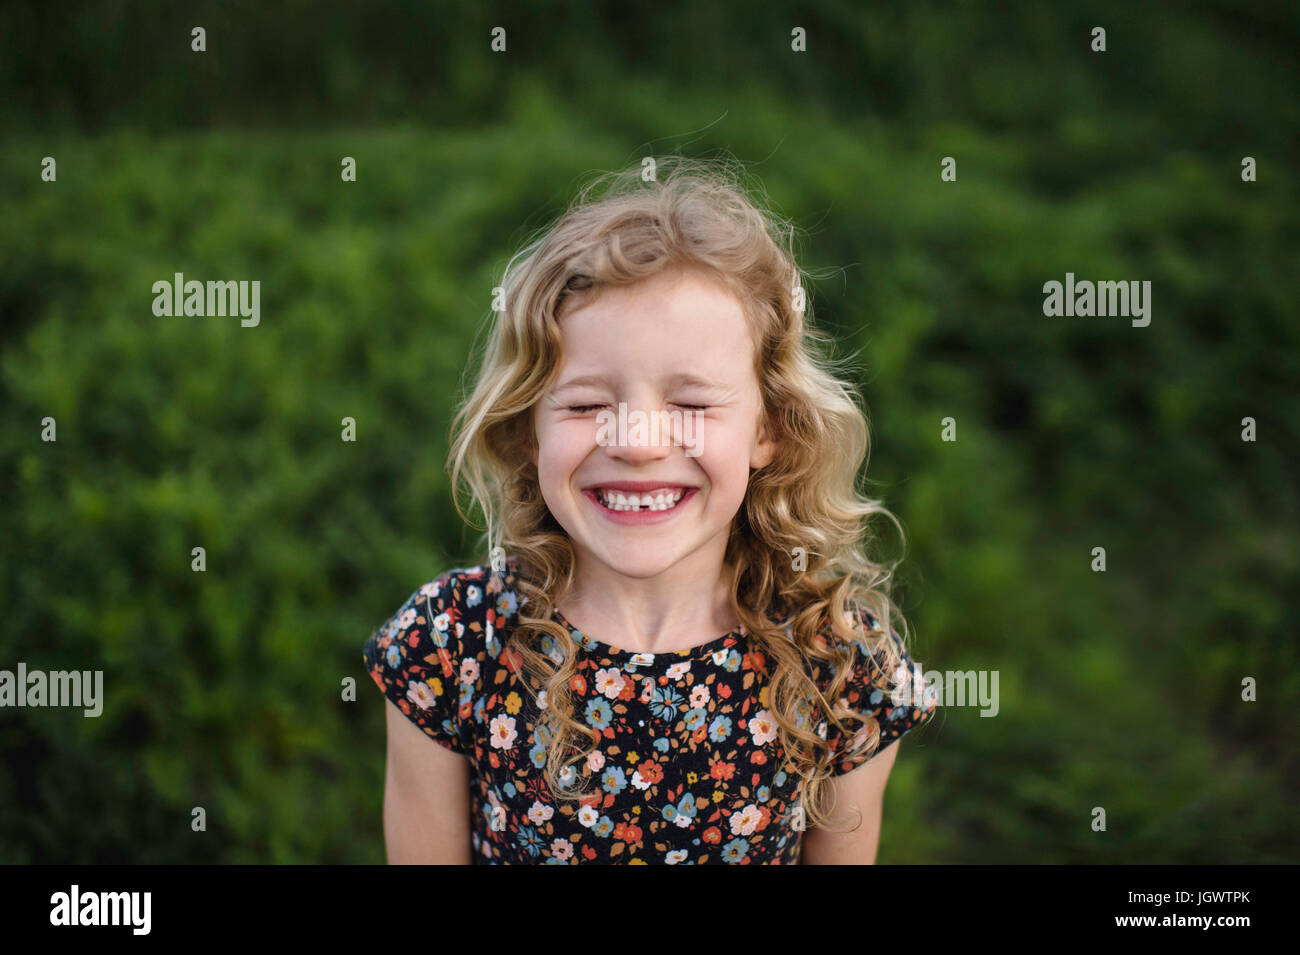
<box><xmin>490</xmin><ymin>714</ymin><xmax>518</xmax><ymax>750</ymax></box>
<box><xmin>594</xmin><ymin>667</ymin><xmax>625</xmax><ymax>699</ymax></box>
<box><xmin>730</xmin><ymin>804</ymin><xmax>763</xmax><ymax>836</ymax></box>
<box><xmin>749</xmin><ymin>708</ymin><xmax>778</xmax><ymax>746</ymax></box>
<box><xmin>406</xmin><ymin>681</ymin><xmax>436</xmax><ymax>710</ymax></box>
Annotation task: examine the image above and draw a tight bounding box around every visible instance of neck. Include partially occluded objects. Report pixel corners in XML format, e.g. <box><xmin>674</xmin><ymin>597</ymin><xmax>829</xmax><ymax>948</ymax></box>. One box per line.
<box><xmin>559</xmin><ymin>549</ymin><xmax>739</xmax><ymax>654</ymax></box>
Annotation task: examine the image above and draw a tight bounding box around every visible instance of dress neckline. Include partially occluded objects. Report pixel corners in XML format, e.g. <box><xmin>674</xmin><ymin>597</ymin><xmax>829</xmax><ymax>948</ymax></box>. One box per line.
<box><xmin>548</xmin><ymin>602</ymin><xmax>744</xmax><ymax>667</ymax></box>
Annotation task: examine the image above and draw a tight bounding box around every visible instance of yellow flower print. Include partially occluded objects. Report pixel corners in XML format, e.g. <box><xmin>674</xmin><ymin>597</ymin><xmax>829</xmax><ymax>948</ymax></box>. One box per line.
<box><xmin>505</xmin><ymin>691</ymin><xmax>522</xmax><ymax>715</ymax></box>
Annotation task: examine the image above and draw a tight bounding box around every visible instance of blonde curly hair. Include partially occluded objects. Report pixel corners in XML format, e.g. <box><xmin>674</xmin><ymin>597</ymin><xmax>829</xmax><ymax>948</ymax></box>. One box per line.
<box><xmin>449</xmin><ymin>155</ymin><xmax>914</xmax><ymax>832</ymax></box>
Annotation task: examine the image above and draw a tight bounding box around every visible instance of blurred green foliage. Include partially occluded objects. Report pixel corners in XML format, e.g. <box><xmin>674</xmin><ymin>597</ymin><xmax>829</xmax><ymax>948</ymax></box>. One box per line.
<box><xmin>1</xmin><ymin>1</ymin><xmax>1297</xmax><ymax>862</ymax></box>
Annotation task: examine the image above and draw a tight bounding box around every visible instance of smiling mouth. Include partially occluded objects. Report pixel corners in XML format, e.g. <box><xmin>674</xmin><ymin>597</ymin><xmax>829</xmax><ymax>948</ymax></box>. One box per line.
<box><xmin>590</xmin><ymin>488</ymin><xmax>690</xmax><ymax>512</ymax></box>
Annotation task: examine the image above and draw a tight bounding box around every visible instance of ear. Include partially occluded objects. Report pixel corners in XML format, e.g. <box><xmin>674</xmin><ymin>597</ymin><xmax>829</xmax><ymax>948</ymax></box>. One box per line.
<box><xmin>750</xmin><ymin>415</ymin><xmax>779</xmax><ymax>470</ymax></box>
<box><xmin>515</xmin><ymin>412</ymin><xmax>539</xmax><ymax>468</ymax></box>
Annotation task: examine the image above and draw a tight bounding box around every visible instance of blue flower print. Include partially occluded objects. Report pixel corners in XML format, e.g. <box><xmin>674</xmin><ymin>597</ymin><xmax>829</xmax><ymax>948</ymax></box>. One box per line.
<box><xmin>721</xmin><ymin>838</ymin><xmax>750</xmax><ymax>863</ymax></box>
<box><xmin>585</xmin><ymin>698</ymin><xmax>613</xmax><ymax>730</ymax></box>
<box><xmin>517</xmin><ymin>825</ymin><xmax>545</xmax><ymax>857</ymax></box>
<box><xmin>708</xmin><ymin>714</ymin><xmax>733</xmax><ymax>742</ymax></box>
<box><xmin>662</xmin><ymin>791</ymin><xmax>698</xmax><ymax>825</ymax></box>
<box><xmin>601</xmin><ymin>766</ymin><xmax>627</xmax><ymax>794</ymax></box>
<box><xmin>675</xmin><ymin>792</ymin><xmax>698</xmax><ymax>823</ymax></box>
<box><xmin>529</xmin><ymin>742</ymin><xmax>548</xmax><ymax>769</ymax></box>
<box><xmin>648</xmin><ymin>684</ymin><xmax>685</xmax><ymax>721</ymax></box>
<box><xmin>793</xmin><ymin>696</ymin><xmax>810</xmax><ymax>730</ymax></box>
<box><xmin>496</xmin><ymin>591</ymin><xmax>519</xmax><ymax>618</ymax></box>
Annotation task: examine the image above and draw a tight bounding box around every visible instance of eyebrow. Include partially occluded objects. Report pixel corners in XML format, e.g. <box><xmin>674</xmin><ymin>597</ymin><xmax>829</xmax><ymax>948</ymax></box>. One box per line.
<box><xmin>551</xmin><ymin>372</ymin><xmax>730</xmax><ymax>394</ymax></box>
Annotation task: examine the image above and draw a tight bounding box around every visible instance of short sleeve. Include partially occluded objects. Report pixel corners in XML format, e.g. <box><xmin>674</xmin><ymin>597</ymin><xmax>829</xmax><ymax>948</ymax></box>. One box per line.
<box><xmin>362</xmin><ymin>573</ymin><xmax>470</xmax><ymax>754</ymax></box>
<box><xmin>820</xmin><ymin>608</ymin><xmax>937</xmax><ymax>776</ymax></box>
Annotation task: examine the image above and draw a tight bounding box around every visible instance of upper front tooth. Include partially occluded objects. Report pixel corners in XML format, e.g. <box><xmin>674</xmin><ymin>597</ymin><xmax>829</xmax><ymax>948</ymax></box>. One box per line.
<box><xmin>598</xmin><ymin>488</ymin><xmax>685</xmax><ymax>509</ymax></box>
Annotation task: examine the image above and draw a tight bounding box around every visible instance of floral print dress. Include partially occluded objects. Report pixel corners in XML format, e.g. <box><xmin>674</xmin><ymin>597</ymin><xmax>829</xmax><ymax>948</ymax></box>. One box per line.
<box><xmin>363</xmin><ymin>558</ymin><xmax>937</xmax><ymax>864</ymax></box>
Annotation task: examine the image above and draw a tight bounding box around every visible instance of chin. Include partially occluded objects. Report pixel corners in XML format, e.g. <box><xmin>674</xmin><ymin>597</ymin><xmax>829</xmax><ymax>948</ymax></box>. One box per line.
<box><xmin>587</xmin><ymin>548</ymin><xmax>685</xmax><ymax>579</ymax></box>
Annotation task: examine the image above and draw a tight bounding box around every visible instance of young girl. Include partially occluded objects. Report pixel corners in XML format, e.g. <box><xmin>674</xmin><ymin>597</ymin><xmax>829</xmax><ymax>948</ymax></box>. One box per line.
<box><xmin>363</xmin><ymin>157</ymin><xmax>938</xmax><ymax>864</ymax></box>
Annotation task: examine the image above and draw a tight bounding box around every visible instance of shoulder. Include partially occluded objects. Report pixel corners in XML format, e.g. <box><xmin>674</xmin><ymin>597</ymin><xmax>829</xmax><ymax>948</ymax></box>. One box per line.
<box><xmin>804</xmin><ymin>600</ymin><xmax>928</xmax><ymax>705</ymax></box>
<box><xmin>806</xmin><ymin>600</ymin><xmax>938</xmax><ymax>772</ymax></box>
<box><xmin>797</xmin><ymin>599</ymin><xmax>890</xmax><ymax>665</ymax></box>
<box><xmin>362</xmin><ymin>563</ymin><xmax>505</xmax><ymax>669</ymax></box>
<box><xmin>362</xmin><ymin>564</ymin><xmax>504</xmax><ymax>753</ymax></box>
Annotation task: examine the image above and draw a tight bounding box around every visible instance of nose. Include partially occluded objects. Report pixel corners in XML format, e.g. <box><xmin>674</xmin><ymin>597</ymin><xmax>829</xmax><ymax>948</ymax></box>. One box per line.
<box><xmin>601</xmin><ymin>400</ymin><xmax>678</xmax><ymax>463</ymax></box>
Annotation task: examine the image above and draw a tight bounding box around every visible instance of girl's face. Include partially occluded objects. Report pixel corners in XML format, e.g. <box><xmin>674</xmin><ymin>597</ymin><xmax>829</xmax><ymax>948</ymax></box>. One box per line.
<box><xmin>532</xmin><ymin>265</ymin><xmax>778</xmax><ymax>583</ymax></box>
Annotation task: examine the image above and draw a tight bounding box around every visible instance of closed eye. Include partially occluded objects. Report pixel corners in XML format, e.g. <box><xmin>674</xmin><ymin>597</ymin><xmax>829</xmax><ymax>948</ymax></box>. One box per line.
<box><xmin>569</xmin><ymin>403</ymin><xmax>707</xmax><ymax>412</ymax></box>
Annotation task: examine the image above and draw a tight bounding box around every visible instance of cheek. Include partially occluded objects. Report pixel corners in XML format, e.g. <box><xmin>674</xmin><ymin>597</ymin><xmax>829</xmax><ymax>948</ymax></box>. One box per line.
<box><xmin>535</xmin><ymin>423</ymin><xmax>591</xmax><ymax>485</ymax></box>
<box><xmin>696</xmin><ymin>433</ymin><xmax>753</xmax><ymax>496</ymax></box>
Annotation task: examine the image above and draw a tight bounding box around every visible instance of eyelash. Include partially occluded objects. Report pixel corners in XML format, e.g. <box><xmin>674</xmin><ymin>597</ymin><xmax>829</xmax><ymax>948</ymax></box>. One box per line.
<box><xmin>568</xmin><ymin>404</ymin><xmax>709</xmax><ymax>413</ymax></box>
